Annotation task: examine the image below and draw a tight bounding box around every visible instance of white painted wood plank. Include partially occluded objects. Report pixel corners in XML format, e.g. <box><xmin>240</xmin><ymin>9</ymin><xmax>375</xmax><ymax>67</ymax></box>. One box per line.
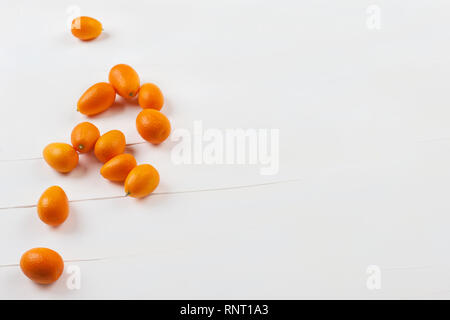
<box><xmin>1</xmin><ymin>0</ymin><xmax>450</xmax><ymax>299</ymax></box>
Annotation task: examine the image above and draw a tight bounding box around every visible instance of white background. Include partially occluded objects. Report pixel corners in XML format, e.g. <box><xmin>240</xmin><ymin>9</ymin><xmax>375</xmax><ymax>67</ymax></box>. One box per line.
<box><xmin>1</xmin><ymin>0</ymin><xmax>450</xmax><ymax>299</ymax></box>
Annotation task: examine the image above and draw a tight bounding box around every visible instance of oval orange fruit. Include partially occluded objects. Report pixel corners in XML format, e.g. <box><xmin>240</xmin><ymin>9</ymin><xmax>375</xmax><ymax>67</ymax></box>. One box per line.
<box><xmin>138</xmin><ymin>83</ymin><xmax>164</xmax><ymax>110</ymax></box>
<box><xmin>108</xmin><ymin>64</ymin><xmax>140</xmax><ymax>99</ymax></box>
<box><xmin>43</xmin><ymin>143</ymin><xmax>79</xmax><ymax>173</ymax></box>
<box><xmin>100</xmin><ymin>153</ymin><xmax>137</xmax><ymax>182</ymax></box>
<box><xmin>37</xmin><ymin>186</ymin><xmax>69</xmax><ymax>226</ymax></box>
<box><xmin>136</xmin><ymin>109</ymin><xmax>171</xmax><ymax>144</ymax></box>
<box><xmin>71</xmin><ymin>121</ymin><xmax>100</xmax><ymax>153</ymax></box>
<box><xmin>20</xmin><ymin>248</ymin><xmax>64</xmax><ymax>284</ymax></box>
<box><xmin>77</xmin><ymin>82</ymin><xmax>116</xmax><ymax>116</ymax></box>
<box><xmin>71</xmin><ymin>16</ymin><xmax>102</xmax><ymax>41</ymax></box>
<box><xmin>94</xmin><ymin>129</ymin><xmax>126</xmax><ymax>163</ymax></box>
<box><xmin>124</xmin><ymin>164</ymin><xmax>160</xmax><ymax>198</ymax></box>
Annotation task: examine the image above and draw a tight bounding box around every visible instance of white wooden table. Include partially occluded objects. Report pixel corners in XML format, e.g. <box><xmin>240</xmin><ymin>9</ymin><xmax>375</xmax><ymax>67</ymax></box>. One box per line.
<box><xmin>1</xmin><ymin>0</ymin><xmax>450</xmax><ymax>299</ymax></box>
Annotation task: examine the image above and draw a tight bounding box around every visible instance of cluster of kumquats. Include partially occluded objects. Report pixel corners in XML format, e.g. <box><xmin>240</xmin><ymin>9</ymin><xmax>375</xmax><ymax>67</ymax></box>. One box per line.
<box><xmin>19</xmin><ymin>16</ymin><xmax>170</xmax><ymax>285</ymax></box>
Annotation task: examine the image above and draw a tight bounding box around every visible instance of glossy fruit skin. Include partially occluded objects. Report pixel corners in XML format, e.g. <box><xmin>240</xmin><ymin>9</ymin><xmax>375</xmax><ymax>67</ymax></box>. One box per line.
<box><xmin>43</xmin><ymin>143</ymin><xmax>79</xmax><ymax>173</ymax></box>
<box><xmin>136</xmin><ymin>109</ymin><xmax>171</xmax><ymax>144</ymax></box>
<box><xmin>71</xmin><ymin>16</ymin><xmax>102</xmax><ymax>41</ymax></box>
<box><xmin>94</xmin><ymin>130</ymin><xmax>126</xmax><ymax>163</ymax></box>
<box><xmin>124</xmin><ymin>164</ymin><xmax>160</xmax><ymax>198</ymax></box>
<box><xmin>37</xmin><ymin>186</ymin><xmax>69</xmax><ymax>226</ymax></box>
<box><xmin>71</xmin><ymin>122</ymin><xmax>100</xmax><ymax>153</ymax></box>
<box><xmin>100</xmin><ymin>153</ymin><xmax>137</xmax><ymax>182</ymax></box>
<box><xmin>108</xmin><ymin>64</ymin><xmax>140</xmax><ymax>99</ymax></box>
<box><xmin>20</xmin><ymin>248</ymin><xmax>64</xmax><ymax>284</ymax></box>
<box><xmin>77</xmin><ymin>82</ymin><xmax>116</xmax><ymax>116</ymax></box>
<box><xmin>138</xmin><ymin>83</ymin><xmax>164</xmax><ymax>110</ymax></box>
